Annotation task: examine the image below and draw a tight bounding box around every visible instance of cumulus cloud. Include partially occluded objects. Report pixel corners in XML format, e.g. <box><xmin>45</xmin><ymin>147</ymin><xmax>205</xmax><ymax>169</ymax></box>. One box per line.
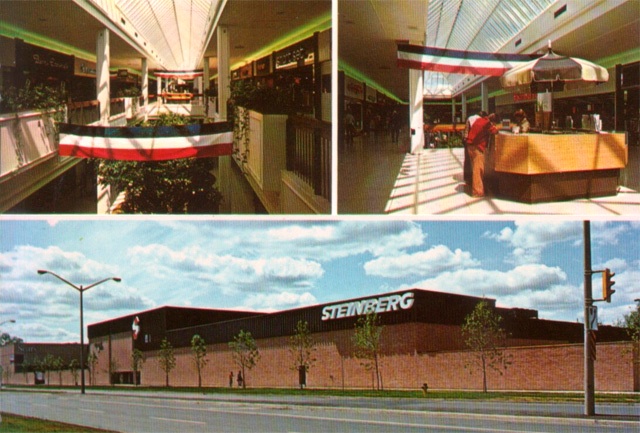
<box><xmin>404</xmin><ymin>264</ymin><xmax>567</xmax><ymax>298</ymax></box>
<box><xmin>363</xmin><ymin>245</ymin><xmax>479</xmax><ymax>277</ymax></box>
<box><xmin>485</xmin><ymin>221</ymin><xmax>582</xmax><ymax>264</ymax></box>
<box><xmin>127</xmin><ymin>244</ymin><xmax>324</xmax><ymax>293</ymax></box>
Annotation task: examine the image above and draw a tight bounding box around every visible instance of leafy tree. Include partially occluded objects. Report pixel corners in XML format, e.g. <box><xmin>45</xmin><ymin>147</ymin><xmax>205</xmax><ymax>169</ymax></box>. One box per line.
<box><xmin>618</xmin><ymin>301</ymin><xmax>640</xmax><ymax>344</ymax></box>
<box><xmin>289</xmin><ymin>320</ymin><xmax>316</xmax><ymax>389</ymax></box>
<box><xmin>131</xmin><ymin>349</ymin><xmax>145</xmax><ymax>386</ymax></box>
<box><xmin>42</xmin><ymin>354</ymin><xmax>55</xmax><ymax>385</ymax></box>
<box><xmin>69</xmin><ymin>359</ymin><xmax>80</xmax><ymax>386</ymax></box>
<box><xmin>190</xmin><ymin>334</ymin><xmax>208</xmax><ymax>388</ymax></box>
<box><xmin>352</xmin><ymin>313</ymin><xmax>384</xmax><ymax>390</ymax></box>
<box><xmin>461</xmin><ymin>300</ymin><xmax>511</xmax><ymax>393</ymax></box>
<box><xmin>52</xmin><ymin>356</ymin><xmax>64</xmax><ymax>385</ymax></box>
<box><xmin>96</xmin><ymin>114</ymin><xmax>223</xmax><ymax>214</ymax></box>
<box><xmin>158</xmin><ymin>338</ymin><xmax>176</xmax><ymax>387</ymax></box>
<box><xmin>21</xmin><ymin>359</ymin><xmax>32</xmax><ymax>384</ymax></box>
<box><xmin>0</xmin><ymin>333</ymin><xmax>23</xmax><ymax>347</ymax></box>
<box><xmin>87</xmin><ymin>349</ymin><xmax>100</xmax><ymax>386</ymax></box>
<box><xmin>229</xmin><ymin>330</ymin><xmax>260</xmax><ymax>389</ymax></box>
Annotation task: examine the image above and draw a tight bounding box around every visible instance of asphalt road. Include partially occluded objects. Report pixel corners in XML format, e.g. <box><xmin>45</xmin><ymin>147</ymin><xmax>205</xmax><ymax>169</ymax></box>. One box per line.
<box><xmin>1</xmin><ymin>390</ymin><xmax>638</xmax><ymax>433</ymax></box>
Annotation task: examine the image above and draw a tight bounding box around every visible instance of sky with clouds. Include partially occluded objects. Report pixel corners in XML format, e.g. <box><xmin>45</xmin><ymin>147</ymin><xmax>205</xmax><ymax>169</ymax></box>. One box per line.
<box><xmin>1</xmin><ymin>218</ymin><xmax>638</xmax><ymax>343</ymax></box>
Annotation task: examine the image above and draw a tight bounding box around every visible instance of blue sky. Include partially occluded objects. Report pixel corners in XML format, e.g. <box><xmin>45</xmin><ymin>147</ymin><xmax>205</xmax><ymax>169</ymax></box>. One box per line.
<box><xmin>1</xmin><ymin>218</ymin><xmax>638</xmax><ymax>343</ymax></box>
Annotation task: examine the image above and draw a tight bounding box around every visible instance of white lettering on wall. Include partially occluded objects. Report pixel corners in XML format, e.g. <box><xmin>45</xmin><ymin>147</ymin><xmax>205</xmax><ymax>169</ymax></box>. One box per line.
<box><xmin>321</xmin><ymin>292</ymin><xmax>415</xmax><ymax>321</ymax></box>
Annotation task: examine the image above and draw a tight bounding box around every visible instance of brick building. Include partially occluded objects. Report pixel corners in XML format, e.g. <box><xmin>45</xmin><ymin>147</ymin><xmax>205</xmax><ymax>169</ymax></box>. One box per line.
<box><xmin>83</xmin><ymin>289</ymin><xmax>637</xmax><ymax>392</ymax></box>
<box><xmin>0</xmin><ymin>342</ymin><xmax>85</xmax><ymax>386</ymax></box>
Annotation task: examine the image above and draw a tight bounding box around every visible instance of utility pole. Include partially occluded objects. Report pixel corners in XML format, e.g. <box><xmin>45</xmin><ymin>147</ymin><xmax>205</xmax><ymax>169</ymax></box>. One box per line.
<box><xmin>583</xmin><ymin>221</ymin><xmax>595</xmax><ymax>416</ymax></box>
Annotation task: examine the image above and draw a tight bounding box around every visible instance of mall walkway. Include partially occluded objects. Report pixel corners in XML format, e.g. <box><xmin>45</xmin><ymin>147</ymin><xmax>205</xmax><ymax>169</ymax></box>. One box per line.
<box><xmin>338</xmin><ymin>131</ymin><xmax>640</xmax><ymax>216</ymax></box>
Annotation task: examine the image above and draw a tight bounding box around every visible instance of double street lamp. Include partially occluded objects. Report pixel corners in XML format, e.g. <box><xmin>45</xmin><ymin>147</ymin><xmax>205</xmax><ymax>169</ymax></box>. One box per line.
<box><xmin>38</xmin><ymin>269</ymin><xmax>121</xmax><ymax>394</ymax></box>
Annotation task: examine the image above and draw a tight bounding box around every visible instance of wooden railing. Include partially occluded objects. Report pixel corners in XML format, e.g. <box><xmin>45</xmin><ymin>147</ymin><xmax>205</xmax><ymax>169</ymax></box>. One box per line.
<box><xmin>67</xmin><ymin>100</ymin><xmax>100</xmax><ymax>125</ymax></box>
<box><xmin>110</xmin><ymin>98</ymin><xmax>125</xmax><ymax>117</ymax></box>
<box><xmin>286</xmin><ymin>115</ymin><xmax>332</xmax><ymax>201</ymax></box>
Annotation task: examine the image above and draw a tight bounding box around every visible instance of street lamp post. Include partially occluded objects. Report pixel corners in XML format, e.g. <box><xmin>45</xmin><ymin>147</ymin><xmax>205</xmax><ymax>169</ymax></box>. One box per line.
<box><xmin>0</xmin><ymin>320</ymin><xmax>16</xmax><ymax>327</ymax></box>
<box><xmin>38</xmin><ymin>270</ymin><xmax>120</xmax><ymax>394</ymax></box>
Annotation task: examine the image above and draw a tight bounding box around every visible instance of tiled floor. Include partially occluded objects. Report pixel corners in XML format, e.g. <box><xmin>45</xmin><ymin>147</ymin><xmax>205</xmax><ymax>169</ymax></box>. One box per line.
<box><xmin>338</xmin><ymin>131</ymin><xmax>640</xmax><ymax>216</ymax></box>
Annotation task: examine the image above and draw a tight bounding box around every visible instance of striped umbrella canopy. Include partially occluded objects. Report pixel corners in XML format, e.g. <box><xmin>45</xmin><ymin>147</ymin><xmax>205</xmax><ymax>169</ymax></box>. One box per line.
<box><xmin>500</xmin><ymin>45</ymin><xmax>608</xmax><ymax>93</ymax></box>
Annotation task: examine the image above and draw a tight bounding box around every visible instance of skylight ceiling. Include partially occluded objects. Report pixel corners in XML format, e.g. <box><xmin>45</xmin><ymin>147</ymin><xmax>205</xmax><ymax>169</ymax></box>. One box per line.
<box><xmin>424</xmin><ymin>0</ymin><xmax>556</xmax><ymax>98</ymax></box>
<box><xmin>78</xmin><ymin>0</ymin><xmax>227</xmax><ymax>71</ymax></box>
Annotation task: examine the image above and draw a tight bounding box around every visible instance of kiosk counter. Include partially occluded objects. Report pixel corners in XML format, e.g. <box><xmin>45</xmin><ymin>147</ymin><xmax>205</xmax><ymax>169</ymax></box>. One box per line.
<box><xmin>488</xmin><ymin>132</ymin><xmax>627</xmax><ymax>203</ymax></box>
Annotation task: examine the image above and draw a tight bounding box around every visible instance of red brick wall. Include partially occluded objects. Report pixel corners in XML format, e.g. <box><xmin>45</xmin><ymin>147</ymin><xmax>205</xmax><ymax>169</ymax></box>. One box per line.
<box><xmin>83</xmin><ymin>324</ymin><xmax>636</xmax><ymax>391</ymax></box>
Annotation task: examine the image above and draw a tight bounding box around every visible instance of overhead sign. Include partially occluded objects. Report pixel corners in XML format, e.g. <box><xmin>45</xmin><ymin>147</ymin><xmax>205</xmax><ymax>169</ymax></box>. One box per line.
<box><xmin>321</xmin><ymin>291</ymin><xmax>415</xmax><ymax>321</ymax></box>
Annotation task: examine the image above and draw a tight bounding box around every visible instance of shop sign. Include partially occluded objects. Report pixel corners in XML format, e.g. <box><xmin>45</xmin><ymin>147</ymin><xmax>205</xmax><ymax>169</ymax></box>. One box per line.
<box><xmin>321</xmin><ymin>291</ymin><xmax>415</xmax><ymax>321</ymax></box>
<box><xmin>275</xmin><ymin>38</ymin><xmax>314</xmax><ymax>70</ymax></box>
<box><xmin>74</xmin><ymin>58</ymin><xmax>96</xmax><ymax>77</ymax></box>
<box><xmin>239</xmin><ymin>63</ymin><xmax>253</xmax><ymax>79</ymax></box>
<box><xmin>16</xmin><ymin>40</ymin><xmax>73</xmax><ymax>78</ymax></box>
<box><xmin>345</xmin><ymin>75</ymin><xmax>364</xmax><ymax>100</ymax></box>
<box><xmin>514</xmin><ymin>92</ymin><xmax>535</xmax><ymax>102</ymax></box>
<box><xmin>255</xmin><ymin>55</ymin><xmax>271</xmax><ymax>76</ymax></box>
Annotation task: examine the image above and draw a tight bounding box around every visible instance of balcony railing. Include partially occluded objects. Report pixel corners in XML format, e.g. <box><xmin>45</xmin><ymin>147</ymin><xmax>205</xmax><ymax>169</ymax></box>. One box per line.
<box><xmin>286</xmin><ymin>115</ymin><xmax>332</xmax><ymax>202</ymax></box>
<box><xmin>68</xmin><ymin>100</ymin><xmax>100</xmax><ymax>125</ymax></box>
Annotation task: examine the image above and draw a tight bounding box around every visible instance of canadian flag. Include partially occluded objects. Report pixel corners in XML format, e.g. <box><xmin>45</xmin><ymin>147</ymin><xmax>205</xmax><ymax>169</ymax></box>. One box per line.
<box><xmin>132</xmin><ymin>316</ymin><xmax>140</xmax><ymax>340</ymax></box>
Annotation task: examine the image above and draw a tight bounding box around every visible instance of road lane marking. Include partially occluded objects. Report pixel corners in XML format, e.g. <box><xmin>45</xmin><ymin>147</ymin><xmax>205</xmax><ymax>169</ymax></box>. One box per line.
<box><xmin>74</xmin><ymin>399</ymin><xmax>576</xmax><ymax>432</ymax></box>
<box><xmin>80</xmin><ymin>409</ymin><xmax>104</xmax><ymax>414</ymax></box>
<box><xmin>150</xmin><ymin>416</ymin><xmax>206</xmax><ymax>425</ymax></box>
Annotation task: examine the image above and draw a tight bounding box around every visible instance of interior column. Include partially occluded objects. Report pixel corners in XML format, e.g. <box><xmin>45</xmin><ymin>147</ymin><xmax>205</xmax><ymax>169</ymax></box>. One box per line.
<box><xmin>481</xmin><ymin>82</ymin><xmax>489</xmax><ymax>113</ymax></box>
<box><xmin>96</xmin><ymin>28</ymin><xmax>110</xmax><ymax>125</ymax></box>
<box><xmin>141</xmin><ymin>58</ymin><xmax>148</xmax><ymax>115</ymax></box>
<box><xmin>409</xmin><ymin>68</ymin><xmax>424</xmax><ymax>154</ymax></box>
<box><xmin>217</xmin><ymin>26</ymin><xmax>230</xmax><ymax>121</ymax></box>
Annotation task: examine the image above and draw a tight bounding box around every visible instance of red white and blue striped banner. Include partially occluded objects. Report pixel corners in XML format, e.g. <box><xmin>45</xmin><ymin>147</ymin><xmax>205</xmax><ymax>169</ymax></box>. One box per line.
<box><xmin>154</xmin><ymin>70</ymin><xmax>203</xmax><ymax>80</ymax></box>
<box><xmin>397</xmin><ymin>44</ymin><xmax>540</xmax><ymax>76</ymax></box>
<box><xmin>58</xmin><ymin>122</ymin><xmax>233</xmax><ymax>161</ymax></box>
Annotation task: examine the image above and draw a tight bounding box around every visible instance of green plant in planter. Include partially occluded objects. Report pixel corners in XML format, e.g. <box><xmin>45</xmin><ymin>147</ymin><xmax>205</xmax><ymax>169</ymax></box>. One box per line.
<box><xmin>1</xmin><ymin>79</ymin><xmax>67</xmax><ymax>115</ymax></box>
<box><xmin>229</xmin><ymin>80</ymin><xmax>294</xmax><ymax>164</ymax></box>
<box><xmin>96</xmin><ymin>114</ymin><xmax>224</xmax><ymax>214</ymax></box>
<box><xmin>1</xmin><ymin>80</ymin><xmax>67</xmax><ymax>165</ymax></box>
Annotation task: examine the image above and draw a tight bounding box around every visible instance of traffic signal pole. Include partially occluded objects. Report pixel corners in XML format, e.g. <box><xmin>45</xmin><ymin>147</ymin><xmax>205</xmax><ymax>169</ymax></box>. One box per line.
<box><xmin>583</xmin><ymin>221</ymin><xmax>595</xmax><ymax>416</ymax></box>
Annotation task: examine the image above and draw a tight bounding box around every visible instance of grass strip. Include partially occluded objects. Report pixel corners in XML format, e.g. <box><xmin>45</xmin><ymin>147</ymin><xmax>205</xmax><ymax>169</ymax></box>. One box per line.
<box><xmin>0</xmin><ymin>413</ymin><xmax>118</xmax><ymax>433</ymax></box>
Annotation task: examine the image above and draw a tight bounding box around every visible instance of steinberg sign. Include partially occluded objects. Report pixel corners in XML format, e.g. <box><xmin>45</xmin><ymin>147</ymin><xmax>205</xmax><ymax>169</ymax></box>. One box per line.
<box><xmin>321</xmin><ymin>292</ymin><xmax>415</xmax><ymax>321</ymax></box>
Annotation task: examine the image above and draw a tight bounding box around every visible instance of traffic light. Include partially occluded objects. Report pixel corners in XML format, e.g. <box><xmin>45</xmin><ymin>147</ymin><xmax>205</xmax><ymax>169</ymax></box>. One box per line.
<box><xmin>602</xmin><ymin>268</ymin><xmax>616</xmax><ymax>303</ymax></box>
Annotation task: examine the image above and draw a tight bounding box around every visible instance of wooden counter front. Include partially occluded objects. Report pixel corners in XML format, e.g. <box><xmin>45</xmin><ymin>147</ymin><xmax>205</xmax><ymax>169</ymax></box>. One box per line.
<box><xmin>488</xmin><ymin>133</ymin><xmax>627</xmax><ymax>203</ymax></box>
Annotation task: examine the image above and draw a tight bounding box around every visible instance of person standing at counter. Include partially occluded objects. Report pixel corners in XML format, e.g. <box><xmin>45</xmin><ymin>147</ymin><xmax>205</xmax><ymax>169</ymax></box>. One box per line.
<box><xmin>463</xmin><ymin>111</ymin><xmax>485</xmax><ymax>187</ymax></box>
<box><xmin>466</xmin><ymin>112</ymin><xmax>499</xmax><ymax>197</ymax></box>
<box><xmin>513</xmin><ymin>109</ymin><xmax>530</xmax><ymax>133</ymax></box>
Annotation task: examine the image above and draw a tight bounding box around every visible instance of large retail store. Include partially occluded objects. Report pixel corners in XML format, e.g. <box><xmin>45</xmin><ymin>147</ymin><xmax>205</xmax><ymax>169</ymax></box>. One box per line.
<box><xmin>0</xmin><ymin>289</ymin><xmax>615</xmax><ymax>392</ymax></box>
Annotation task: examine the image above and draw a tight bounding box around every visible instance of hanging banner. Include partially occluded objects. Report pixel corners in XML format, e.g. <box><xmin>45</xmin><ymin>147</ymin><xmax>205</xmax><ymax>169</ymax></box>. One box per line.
<box><xmin>155</xmin><ymin>70</ymin><xmax>203</xmax><ymax>80</ymax></box>
<box><xmin>397</xmin><ymin>44</ymin><xmax>540</xmax><ymax>76</ymax></box>
<box><xmin>58</xmin><ymin>122</ymin><xmax>233</xmax><ymax>161</ymax></box>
